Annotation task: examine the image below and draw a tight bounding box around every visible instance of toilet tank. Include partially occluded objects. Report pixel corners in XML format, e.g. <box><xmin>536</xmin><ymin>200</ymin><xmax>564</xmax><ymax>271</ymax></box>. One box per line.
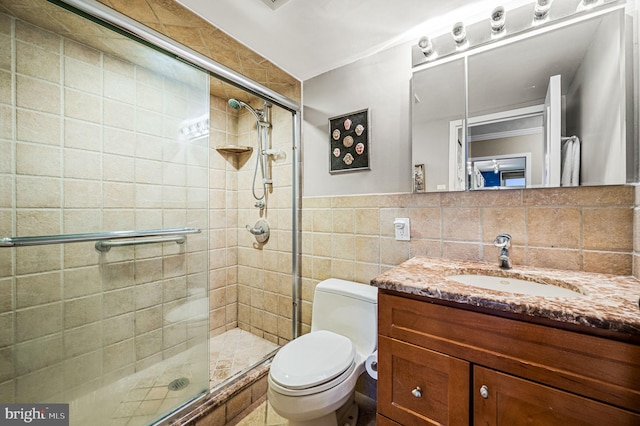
<box><xmin>311</xmin><ymin>279</ymin><xmax>378</xmax><ymax>356</ymax></box>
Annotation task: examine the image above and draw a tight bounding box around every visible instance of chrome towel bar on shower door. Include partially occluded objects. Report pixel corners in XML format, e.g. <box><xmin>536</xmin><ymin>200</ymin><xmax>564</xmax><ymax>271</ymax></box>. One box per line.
<box><xmin>0</xmin><ymin>227</ymin><xmax>201</xmax><ymax>248</ymax></box>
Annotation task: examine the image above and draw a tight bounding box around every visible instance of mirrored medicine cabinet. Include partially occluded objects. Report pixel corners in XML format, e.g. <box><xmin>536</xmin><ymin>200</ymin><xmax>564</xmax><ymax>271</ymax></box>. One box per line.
<box><xmin>411</xmin><ymin>0</ymin><xmax>636</xmax><ymax>192</ymax></box>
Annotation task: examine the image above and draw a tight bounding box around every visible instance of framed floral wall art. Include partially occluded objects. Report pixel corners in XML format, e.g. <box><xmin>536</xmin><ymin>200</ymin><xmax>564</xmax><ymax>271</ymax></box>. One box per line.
<box><xmin>329</xmin><ymin>109</ymin><xmax>370</xmax><ymax>173</ymax></box>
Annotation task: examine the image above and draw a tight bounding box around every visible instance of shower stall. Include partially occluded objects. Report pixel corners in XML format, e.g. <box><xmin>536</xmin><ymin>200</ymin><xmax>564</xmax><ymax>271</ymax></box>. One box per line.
<box><xmin>0</xmin><ymin>0</ymin><xmax>301</xmax><ymax>424</ymax></box>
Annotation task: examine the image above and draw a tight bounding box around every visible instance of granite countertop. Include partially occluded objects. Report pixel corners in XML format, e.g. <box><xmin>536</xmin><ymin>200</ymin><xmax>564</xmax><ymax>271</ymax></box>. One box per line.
<box><xmin>371</xmin><ymin>256</ymin><xmax>640</xmax><ymax>337</ymax></box>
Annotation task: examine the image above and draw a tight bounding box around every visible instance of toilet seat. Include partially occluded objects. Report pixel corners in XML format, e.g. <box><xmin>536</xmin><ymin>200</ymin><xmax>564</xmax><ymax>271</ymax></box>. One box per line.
<box><xmin>269</xmin><ymin>330</ymin><xmax>356</xmax><ymax>396</ymax></box>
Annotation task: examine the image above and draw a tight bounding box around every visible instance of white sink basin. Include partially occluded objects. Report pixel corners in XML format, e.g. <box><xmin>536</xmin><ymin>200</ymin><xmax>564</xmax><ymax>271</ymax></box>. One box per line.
<box><xmin>447</xmin><ymin>274</ymin><xmax>584</xmax><ymax>298</ymax></box>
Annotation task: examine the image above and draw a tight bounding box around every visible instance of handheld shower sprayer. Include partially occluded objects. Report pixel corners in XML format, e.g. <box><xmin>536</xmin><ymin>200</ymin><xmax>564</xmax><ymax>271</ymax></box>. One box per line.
<box><xmin>228</xmin><ymin>98</ymin><xmax>272</xmax><ymax>211</ymax></box>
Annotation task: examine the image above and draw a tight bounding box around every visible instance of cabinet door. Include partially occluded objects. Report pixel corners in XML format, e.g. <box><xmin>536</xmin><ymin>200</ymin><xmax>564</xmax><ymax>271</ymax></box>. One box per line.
<box><xmin>474</xmin><ymin>366</ymin><xmax>640</xmax><ymax>425</ymax></box>
<box><xmin>378</xmin><ymin>336</ymin><xmax>470</xmax><ymax>425</ymax></box>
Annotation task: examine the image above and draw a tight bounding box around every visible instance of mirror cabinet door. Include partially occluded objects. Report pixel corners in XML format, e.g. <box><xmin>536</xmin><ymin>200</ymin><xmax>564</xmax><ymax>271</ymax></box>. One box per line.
<box><xmin>411</xmin><ymin>58</ymin><xmax>466</xmax><ymax>192</ymax></box>
<box><xmin>411</xmin><ymin>7</ymin><xmax>628</xmax><ymax>192</ymax></box>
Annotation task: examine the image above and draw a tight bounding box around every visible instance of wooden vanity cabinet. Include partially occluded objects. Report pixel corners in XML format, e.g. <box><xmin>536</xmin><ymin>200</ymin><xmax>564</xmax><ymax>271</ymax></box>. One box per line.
<box><xmin>377</xmin><ymin>292</ymin><xmax>640</xmax><ymax>425</ymax></box>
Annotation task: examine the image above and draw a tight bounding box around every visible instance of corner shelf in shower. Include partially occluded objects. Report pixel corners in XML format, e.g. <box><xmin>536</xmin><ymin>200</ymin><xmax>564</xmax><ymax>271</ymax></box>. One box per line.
<box><xmin>216</xmin><ymin>145</ymin><xmax>253</xmax><ymax>155</ymax></box>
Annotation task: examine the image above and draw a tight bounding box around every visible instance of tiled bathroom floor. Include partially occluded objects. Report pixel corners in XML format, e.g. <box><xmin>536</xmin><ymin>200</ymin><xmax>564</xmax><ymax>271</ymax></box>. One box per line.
<box><xmin>69</xmin><ymin>328</ymin><xmax>279</xmax><ymax>426</ymax></box>
<box><xmin>235</xmin><ymin>393</ymin><xmax>377</xmax><ymax>426</ymax></box>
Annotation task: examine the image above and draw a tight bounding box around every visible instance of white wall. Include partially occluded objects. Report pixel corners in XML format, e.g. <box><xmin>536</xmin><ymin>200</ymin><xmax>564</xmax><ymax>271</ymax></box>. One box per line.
<box><xmin>567</xmin><ymin>11</ymin><xmax>627</xmax><ymax>186</ymax></box>
<box><xmin>303</xmin><ymin>43</ymin><xmax>412</xmax><ymax>196</ymax></box>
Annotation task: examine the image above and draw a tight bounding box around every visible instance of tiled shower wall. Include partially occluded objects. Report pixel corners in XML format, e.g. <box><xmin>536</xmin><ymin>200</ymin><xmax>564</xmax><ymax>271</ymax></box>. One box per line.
<box><xmin>299</xmin><ymin>185</ymin><xmax>636</xmax><ymax>333</ymax></box>
<box><xmin>208</xmin><ymin>96</ymin><xmax>294</xmax><ymax>345</ymax></box>
<box><xmin>95</xmin><ymin>0</ymin><xmax>302</xmax><ymax>346</ymax></box>
<box><xmin>0</xmin><ymin>14</ymin><xmax>210</xmax><ymax>402</ymax></box>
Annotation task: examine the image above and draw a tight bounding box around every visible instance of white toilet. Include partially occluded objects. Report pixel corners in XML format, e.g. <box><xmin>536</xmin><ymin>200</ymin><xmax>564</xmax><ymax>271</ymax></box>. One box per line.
<box><xmin>267</xmin><ymin>278</ymin><xmax>378</xmax><ymax>426</ymax></box>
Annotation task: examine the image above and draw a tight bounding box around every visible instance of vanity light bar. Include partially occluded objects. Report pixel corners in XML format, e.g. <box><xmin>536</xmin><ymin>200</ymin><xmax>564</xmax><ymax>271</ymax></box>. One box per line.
<box><xmin>414</xmin><ymin>0</ymin><xmax>622</xmax><ymax>67</ymax></box>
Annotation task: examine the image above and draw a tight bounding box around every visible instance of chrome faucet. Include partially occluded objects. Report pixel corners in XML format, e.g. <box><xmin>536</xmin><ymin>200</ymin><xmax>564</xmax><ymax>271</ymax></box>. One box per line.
<box><xmin>493</xmin><ymin>233</ymin><xmax>512</xmax><ymax>269</ymax></box>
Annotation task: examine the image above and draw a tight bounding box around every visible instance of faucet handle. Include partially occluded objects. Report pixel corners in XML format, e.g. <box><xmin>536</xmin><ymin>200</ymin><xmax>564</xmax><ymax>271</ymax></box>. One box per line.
<box><xmin>493</xmin><ymin>233</ymin><xmax>511</xmax><ymax>248</ymax></box>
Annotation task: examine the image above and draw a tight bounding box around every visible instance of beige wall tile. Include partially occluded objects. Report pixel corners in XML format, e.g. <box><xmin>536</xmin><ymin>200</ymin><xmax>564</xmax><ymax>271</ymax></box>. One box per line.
<box><xmin>527</xmin><ymin>247</ymin><xmax>582</xmax><ymax>271</ymax></box>
<box><xmin>409</xmin><ymin>207</ymin><xmax>441</xmax><ymax>239</ymax></box>
<box><xmin>64</xmin><ymin>180</ymin><xmax>102</xmax><ymax>208</ymax></box>
<box><xmin>0</xmin><ymin>32</ymin><xmax>11</xmax><ymax>71</ymax></box>
<box><xmin>410</xmin><ymin>239</ymin><xmax>441</xmax><ymax>258</ymax></box>
<box><xmin>481</xmin><ymin>207</ymin><xmax>526</xmax><ymax>246</ymax></box>
<box><xmin>15</xmin><ymin>335</ymin><xmax>62</xmax><ymax>376</ymax></box>
<box><xmin>104</xmin><ymin>99</ymin><xmax>135</xmax><ymax>131</ymax></box>
<box><xmin>0</xmin><ymin>140</ymin><xmax>11</xmax><ymax>174</ymax></box>
<box><xmin>380</xmin><ymin>237</ymin><xmax>410</xmax><ymax>266</ymax></box>
<box><xmin>583</xmin><ymin>251</ymin><xmax>632</xmax><ymax>275</ymax></box>
<box><xmin>16</xmin><ymin>143</ymin><xmax>61</xmax><ymax>176</ymax></box>
<box><xmin>354</xmin><ymin>208</ymin><xmax>379</xmax><ymax>236</ymax></box>
<box><xmin>16</xmin><ymin>272</ymin><xmax>61</xmax><ymax>308</ymax></box>
<box><xmin>442</xmin><ymin>207</ymin><xmax>481</xmax><ymax>241</ymax></box>
<box><xmin>64</xmin><ymin>39</ymin><xmax>100</xmax><ymax>66</ymax></box>
<box><xmin>64</xmin><ymin>89</ymin><xmax>101</xmax><ymax>123</ymax></box>
<box><xmin>442</xmin><ymin>241</ymin><xmax>482</xmax><ymax>262</ymax></box>
<box><xmin>16</xmin><ymin>176</ymin><xmax>60</xmax><ymax>208</ymax></box>
<box><xmin>64</xmin><ymin>57</ymin><xmax>101</xmax><ymax>95</ymax></box>
<box><xmin>17</xmin><ymin>41</ymin><xmax>59</xmax><ymax>83</ymax></box>
<box><xmin>16</xmin><ymin>245</ymin><xmax>61</xmax><ymax>275</ymax></box>
<box><xmin>312</xmin><ymin>209</ymin><xmax>332</xmax><ymax>232</ymax></box>
<box><xmin>16</xmin><ymin>303</ymin><xmax>62</xmax><ymax>342</ymax></box>
<box><xmin>355</xmin><ymin>235</ymin><xmax>379</xmax><ymax>263</ymax></box>
<box><xmin>15</xmin><ymin>20</ymin><xmax>59</xmax><ymax>54</ymax></box>
<box><xmin>16</xmin><ymin>109</ymin><xmax>60</xmax><ymax>145</ymax></box>
<box><xmin>17</xmin><ymin>75</ymin><xmax>60</xmax><ymax>114</ymax></box>
<box><xmin>527</xmin><ymin>207</ymin><xmax>581</xmax><ymax>248</ymax></box>
<box><xmin>0</xmin><ymin>105</ymin><xmax>12</xmax><ymax>139</ymax></box>
<box><xmin>64</xmin><ymin>148</ymin><xmax>101</xmax><ymax>180</ymax></box>
<box><xmin>583</xmin><ymin>207</ymin><xmax>633</xmax><ymax>251</ymax></box>
<box><xmin>64</xmin><ymin>322</ymin><xmax>101</xmax><ymax>357</ymax></box>
<box><xmin>64</xmin><ymin>295</ymin><xmax>101</xmax><ymax>329</ymax></box>
<box><xmin>64</xmin><ymin>119</ymin><xmax>100</xmax><ymax>151</ymax></box>
<box><xmin>0</xmin><ymin>71</ymin><xmax>12</xmax><ymax>104</ymax></box>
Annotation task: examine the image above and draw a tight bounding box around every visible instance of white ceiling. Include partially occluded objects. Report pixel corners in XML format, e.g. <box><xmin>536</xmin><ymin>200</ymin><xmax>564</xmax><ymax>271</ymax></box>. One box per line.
<box><xmin>176</xmin><ymin>0</ymin><xmax>530</xmax><ymax>81</ymax></box>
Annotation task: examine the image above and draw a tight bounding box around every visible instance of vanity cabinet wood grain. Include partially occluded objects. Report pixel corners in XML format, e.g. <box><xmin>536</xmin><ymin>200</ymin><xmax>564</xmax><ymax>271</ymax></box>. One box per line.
<box><xmin>377</xmin><ymin>292</ymin><xmax>640</xmax><ymax>425</ymax></box>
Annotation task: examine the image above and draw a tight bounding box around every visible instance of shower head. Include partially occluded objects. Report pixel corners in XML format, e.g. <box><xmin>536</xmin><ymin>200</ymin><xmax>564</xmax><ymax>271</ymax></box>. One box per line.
<box><xmin>228</xmin><ymin>98</ymin><xmax>243</xmax><ymax>110</ymax></box>
<box><xmin>228</xmin><ymin>98</ymin><xmax>264</xmax><ymax>120</ymax></box>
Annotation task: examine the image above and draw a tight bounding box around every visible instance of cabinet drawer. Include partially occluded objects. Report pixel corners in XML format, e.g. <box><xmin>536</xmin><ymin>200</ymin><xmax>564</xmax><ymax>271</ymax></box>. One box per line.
<box><xmin>378</xmin><ymin>336</ymin><xmax>469</xmax><ymax>425</ymax></box>
<box><xmin>379</xmin><ymin>292</ymin><xmax>640</xmax><ymax>412</ymax></box>
<box><xmin>474</xmin><ymin>366</ymin><xmax>640</xmax><ymax>425</ymax></box>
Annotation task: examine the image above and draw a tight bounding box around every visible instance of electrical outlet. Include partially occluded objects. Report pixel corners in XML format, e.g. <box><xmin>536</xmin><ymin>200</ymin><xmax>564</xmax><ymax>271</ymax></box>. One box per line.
<box><xmin>394</xmin><ymin>218</ymin><xmax>410</xmax><ymax>241</ymax></box>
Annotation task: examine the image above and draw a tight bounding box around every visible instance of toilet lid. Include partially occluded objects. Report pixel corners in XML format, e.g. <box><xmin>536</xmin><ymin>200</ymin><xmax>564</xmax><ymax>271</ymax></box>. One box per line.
<box><xmin>270</xmin><ymin>330</ymin><xmax>355</xmax><ymax>390</ymax></box>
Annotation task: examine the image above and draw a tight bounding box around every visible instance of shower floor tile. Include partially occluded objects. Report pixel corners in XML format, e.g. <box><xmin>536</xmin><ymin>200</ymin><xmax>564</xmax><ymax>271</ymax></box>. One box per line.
<box><xmin>69</xmin><ymin>328</ymin><xmax>279</xmax><ymax>426</ymax></box>
<box><xmin>209</xmin><ymin>328</ymin><xmax>280</xmax><ymax>389</ymax></box>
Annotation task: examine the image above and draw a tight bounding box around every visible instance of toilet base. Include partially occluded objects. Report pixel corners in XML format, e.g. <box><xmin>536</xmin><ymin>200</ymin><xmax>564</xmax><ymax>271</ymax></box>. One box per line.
<box><xmin>284</xmin><ymin>394</ymin><xmax>358</xmax><ymax>426</ymax></box>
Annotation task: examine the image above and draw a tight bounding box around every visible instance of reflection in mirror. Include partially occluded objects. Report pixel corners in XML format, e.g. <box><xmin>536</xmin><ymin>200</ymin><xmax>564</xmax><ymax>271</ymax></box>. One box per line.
<box><xmin>468</xmin><ymin>9</ymin><xmax>626</xmax><ymax>190</ymax></box>
<box><xmin>412</xmin><ymin>59</ymin><xmax>465</xmax><ymax>192</ymax></box>
<box><xmin>469</xmin><ymin>156</ymin><xmax>529</xmax><ymax>189</ymax></box>
<box><xmin>468</xmin><ymin>111</ymin><xmax>542</xmax><ymax>189</ymax></box>
<box><xmin>411</xmin><ymin>4</ymin><xmax>630</xmax><ymax>192</ymax></box>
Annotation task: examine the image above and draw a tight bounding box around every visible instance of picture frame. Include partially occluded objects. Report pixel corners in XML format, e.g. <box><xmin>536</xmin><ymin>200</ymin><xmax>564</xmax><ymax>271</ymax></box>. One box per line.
<box><xmin>329</xmin><ymin>108</ymin><xmax>370</xmax><ymax>173</ymax></box>
<box><xmin>414</xmin><ymin>164</ymin><xmax>425</xmax><ymax>192</ymax></box>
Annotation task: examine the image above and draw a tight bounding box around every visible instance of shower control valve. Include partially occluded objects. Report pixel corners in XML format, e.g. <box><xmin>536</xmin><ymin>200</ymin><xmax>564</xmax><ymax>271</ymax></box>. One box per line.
<box><xmin>246</xmin><ymin>219</ymin><xmax>270</xmax><ymax>244</ymax></box>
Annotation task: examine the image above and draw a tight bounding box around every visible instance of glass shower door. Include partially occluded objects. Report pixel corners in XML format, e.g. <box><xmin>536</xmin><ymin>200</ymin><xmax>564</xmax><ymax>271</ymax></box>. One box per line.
<box><xmin>0</xmin><ymin>1</ymin><xmax>210</xmax><ymax>424</ymax></box>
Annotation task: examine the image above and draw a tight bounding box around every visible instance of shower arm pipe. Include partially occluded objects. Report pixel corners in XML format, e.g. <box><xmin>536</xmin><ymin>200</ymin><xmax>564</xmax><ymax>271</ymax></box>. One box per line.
<box><xmin>54</xmin><ymin>0</ymin><xmax>300</xmax><ymax>114</ymax></box>
<box><xmin>0</xmin><ymin>227</ymin><xmax>201</xmax><ymax>248</ymax></box>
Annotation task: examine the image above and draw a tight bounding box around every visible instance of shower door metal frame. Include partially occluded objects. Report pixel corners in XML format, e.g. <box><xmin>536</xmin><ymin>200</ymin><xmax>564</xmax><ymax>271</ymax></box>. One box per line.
<box><xmin>52</xmin><ymin>0</ymin><xmax>302</xmax><ymax>340</ymax></box>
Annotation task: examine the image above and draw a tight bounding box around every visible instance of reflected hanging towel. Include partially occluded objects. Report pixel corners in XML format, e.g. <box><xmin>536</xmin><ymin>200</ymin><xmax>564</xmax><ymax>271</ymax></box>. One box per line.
<box><xmin>571</xmin><ymin>136</ymin><xmax>580</xmax><ymax>186</ymax></box>
<box><xmin>561</xmin><ymin>138</ymin><xmax>573</xmax><ymax>186</ymax></box>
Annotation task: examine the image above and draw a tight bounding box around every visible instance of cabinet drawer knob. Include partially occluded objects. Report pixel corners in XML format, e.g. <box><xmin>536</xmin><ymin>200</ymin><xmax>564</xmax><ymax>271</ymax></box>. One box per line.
<box><xmin>480</xmin><ymin>384</ymin><xmax>489</xmax><ymax>399</ymax></box>
<box><xmin>411</xmin><ymin>386</ymin><xmax>422</xmax><ymax>398</ymax></box>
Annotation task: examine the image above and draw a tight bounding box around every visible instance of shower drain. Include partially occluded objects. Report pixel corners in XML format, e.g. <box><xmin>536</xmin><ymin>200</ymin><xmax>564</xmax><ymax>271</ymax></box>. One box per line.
<box><xmin>168</xmin><ymin>377</ymin><xmax>190</xmax><ymax>391</ymax></box>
